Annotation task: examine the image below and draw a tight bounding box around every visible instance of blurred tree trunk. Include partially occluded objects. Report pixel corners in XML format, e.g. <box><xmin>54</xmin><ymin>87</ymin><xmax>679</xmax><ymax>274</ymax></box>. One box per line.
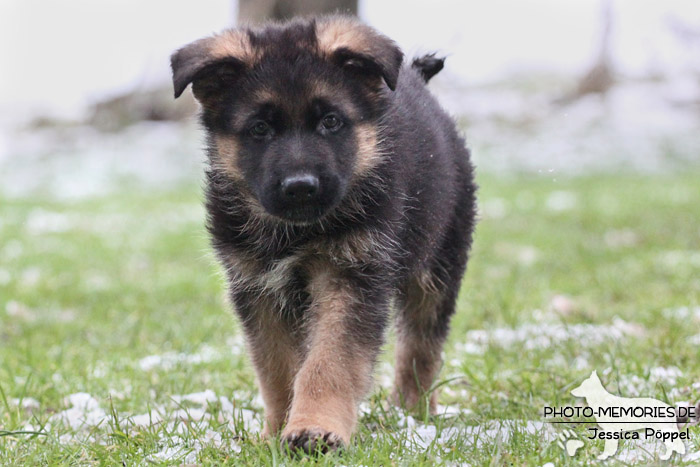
<box><xmin>556</xmin><ymin>0</ymin><xmax>614</xmax><ymax>104</ymax></box>
<box><xmin>573</xmin><ymin>0</ymin><xmax>614</xmax><ymax>97</ymax></box>
<box><xmin>238</xmin><ymin>0</ymin><xmax>357</xmax><ymax>24</ymax></box>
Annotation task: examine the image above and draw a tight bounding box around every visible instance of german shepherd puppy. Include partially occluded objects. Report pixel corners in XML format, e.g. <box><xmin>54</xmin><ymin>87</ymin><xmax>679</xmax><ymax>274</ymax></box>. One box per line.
<box><xmin>171</xmin><ymin>16</ymin><xmax>477</xmax><ymax>452</ymax></box>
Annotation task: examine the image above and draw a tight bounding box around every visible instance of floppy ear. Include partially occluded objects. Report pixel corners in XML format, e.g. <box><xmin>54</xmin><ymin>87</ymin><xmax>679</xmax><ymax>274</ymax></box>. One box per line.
<box><xmin>317</xmin><ymin>17</ymin><xmax>403</xmax><ymax>91</ymax></box>
<box><xmin>330</xmin><ymin>47</ymin><xmax>403</xmax><ymax>91</ymax></box>
<box><xmin>170</xmin><ymin>30</ymin><xmax>254</xmax><ymax>100</ymax></box>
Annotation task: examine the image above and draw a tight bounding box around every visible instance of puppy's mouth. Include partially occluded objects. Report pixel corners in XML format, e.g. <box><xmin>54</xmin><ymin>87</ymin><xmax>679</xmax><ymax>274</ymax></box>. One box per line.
<box><xmin>273</xmin><ymin>205</ymin><xmax>330</xmax><ymax>225</ymax></box>
<box><xmin>256</xmin><ymin>191</ymin><xmax>334</xmax><ymax>224</ymax></box>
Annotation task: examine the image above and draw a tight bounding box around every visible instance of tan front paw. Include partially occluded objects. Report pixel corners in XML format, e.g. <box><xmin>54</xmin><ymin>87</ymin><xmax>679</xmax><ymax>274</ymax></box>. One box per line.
<box><xmin>281</xmin><ymin>425</ymin><xmax>347</xmax><ymax>453</ymax></box>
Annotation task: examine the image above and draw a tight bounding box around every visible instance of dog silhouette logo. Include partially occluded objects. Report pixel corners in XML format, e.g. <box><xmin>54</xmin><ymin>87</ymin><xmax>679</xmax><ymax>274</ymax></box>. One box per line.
<box><xmin>566</xmin><ymin>370</ymin><xmax>686</xmax><ymax>460</ymax></box>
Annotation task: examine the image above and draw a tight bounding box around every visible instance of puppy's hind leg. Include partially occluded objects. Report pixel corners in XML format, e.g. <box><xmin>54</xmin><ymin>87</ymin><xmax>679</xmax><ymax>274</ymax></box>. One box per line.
<box><xmin>393</xmin><ymin>269</ymin><xmax>459</xmax><ymax>415</ymax></box>
<box><xmin>394</xmin><ymin>195</ymin><xmax>474</xmax><ymax>415</ymax></box>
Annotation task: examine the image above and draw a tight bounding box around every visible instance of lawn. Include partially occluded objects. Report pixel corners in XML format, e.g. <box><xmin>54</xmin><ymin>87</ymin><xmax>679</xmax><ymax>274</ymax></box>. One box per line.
<box><xmin>1</xmin><ymin>171</ymin><xmax>699</xmax><ymax>465</ymax></box>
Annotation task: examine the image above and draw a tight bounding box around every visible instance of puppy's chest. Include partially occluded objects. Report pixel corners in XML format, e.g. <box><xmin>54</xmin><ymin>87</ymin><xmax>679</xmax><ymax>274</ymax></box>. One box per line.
<box><xmin>223</xmin><ymin>228</ymin><xmax>399</xmax><ymax>305</ymax></box>
<box><xmin>236</xmin><ymin>251</ymin><xmax>307</xmax><ymax>297</ymax></box>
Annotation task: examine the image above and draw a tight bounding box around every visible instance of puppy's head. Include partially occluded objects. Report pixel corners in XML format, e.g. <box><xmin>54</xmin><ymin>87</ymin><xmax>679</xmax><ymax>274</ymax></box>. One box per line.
<box><xmin>171</xmin><ymin>17</ymin><xmax>403</xmax><ymax>224</ymax></box>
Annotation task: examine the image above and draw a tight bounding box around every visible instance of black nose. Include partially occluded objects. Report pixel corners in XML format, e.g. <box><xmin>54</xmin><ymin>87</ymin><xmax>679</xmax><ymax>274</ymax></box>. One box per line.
<box><xmin>281</xmin><ymin>174</ymin><xmax>319</xmax><ymax>202</ymax></box>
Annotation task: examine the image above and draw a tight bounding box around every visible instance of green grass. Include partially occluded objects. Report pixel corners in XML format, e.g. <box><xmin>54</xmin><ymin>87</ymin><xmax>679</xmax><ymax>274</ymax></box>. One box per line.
<box><xmin>1</xmin><ymin>171</ymin><xmax>699</xmax><ymax>465</ymax></box>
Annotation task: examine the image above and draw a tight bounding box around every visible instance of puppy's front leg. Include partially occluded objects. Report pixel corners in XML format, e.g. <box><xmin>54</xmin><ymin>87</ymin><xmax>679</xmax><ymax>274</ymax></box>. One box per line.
<box><xmin>281</xmin><ymin>270</ymin><xmax>387</xmax><ymax>452</ymax></box>
<box><xmin>232</xmin><ymin>292</ymin><xmax>300</xmax><ymax>437</ymax></box>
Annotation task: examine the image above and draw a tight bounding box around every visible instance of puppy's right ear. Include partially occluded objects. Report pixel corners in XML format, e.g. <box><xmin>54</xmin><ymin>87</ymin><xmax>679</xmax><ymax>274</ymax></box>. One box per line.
<box><xmin>170</xmin><ymin>31</ymin><xmax>254</xmax><ymax>101</ymax></box>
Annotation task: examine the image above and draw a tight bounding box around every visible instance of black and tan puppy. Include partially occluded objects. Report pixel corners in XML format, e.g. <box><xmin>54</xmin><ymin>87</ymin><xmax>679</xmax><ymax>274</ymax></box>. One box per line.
<box><xmin>171</xmin><ymin>16</ymin><xmax>477</xmax><ymax>452</ymax></box>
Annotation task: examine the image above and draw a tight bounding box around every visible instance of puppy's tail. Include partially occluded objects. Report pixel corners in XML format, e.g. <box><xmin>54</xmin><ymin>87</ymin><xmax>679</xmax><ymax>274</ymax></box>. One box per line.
<box><xmin>412</xmin><ymin>53</ymin><xmax>445</xmax><ymax>83</ymax></box>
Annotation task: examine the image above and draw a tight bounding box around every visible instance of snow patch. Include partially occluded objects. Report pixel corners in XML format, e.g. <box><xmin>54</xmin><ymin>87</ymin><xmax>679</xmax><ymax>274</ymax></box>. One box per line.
<box><xmin>455</xmin><ymin>80</ymin><xmax>700</xmax><ymax>175</ymax></box>
<box><xmin>49</xmin><ymin>393</ymin><xmax>108</xmax><ymax>432</ymax></box>
<box><xmin>0</xmin><ymin>268</ymin><xmax>11</xmax><ymax>285</ymax></box>
<box><xmin>392</xmin><ymin>419</ymin><xmax>556</xmax><ymax>451</ymax></box>
<box><xmin>4</xmin><ymin>300</ymin><xmax>35</xmax><ymax>321</ymax></box>
<box><xmin>44</xmin><ymin>388</ymin><xmax>261</xmax><ymax>451</ymax></box>
<box><xmin>548</xmin><ymin>294</ymin><xmax>576</xmax><ymax>317</ymax></box>
<box><xmin>614</xmin><ymin>366</ymin><xmax>684</xmax><ymax>397</ymax></box>
<box><xmin>612</xmin><ymin>436</ymin><xmax>696</xmax><ymax>463</ymax></box>
<box><xmin>171</xmin><ymin>389</ymin><xmax>218</xmax><ymax>406</ymax></box>
<box><xmin>480</xmin><ymin>198</ymin><xmax>509</xmax><ymax>219</ymax></box>
<box><xmin>658</xmin><ymin>251</ymin><xmax>700</xmax><ymax>268</ymax></box>
<box><xmin>0</xmin><ymin>122</ymin><xmax>202</xmax><ymax>200</ymax></box>
<box><xmin>9</xmin><ymin>397</ymin><xmax>40</xmax><ymax>410</ymax></box>
<box><xmin>457</xmin><ymin>318</ymin><xmax>644</xmax><ymax>354</ymax></box>
<box><xmin>435</xmin><ymin>404</ymin><xmax>469</xmax><ymax>418</ymax></box>
<box><xmin>604</xmin><ymin>229</ymin><xmax>639</xmax><ymax>248</ymax></box>
<box><xmin>25</xmin><ymin>209</ymin><xmax>73</xmax><ymax>234</ymax></box>
<box><xmin>138</xmin><ymin>345</ymin><xmax>223</xmax><ymax>371</ymax></box>
<box><xmin>147</xmin><ymin>430</ymin><xmax>241</xmax><ymax>464</ymax></box>
<box><xmin>545</xmin><ymin>191</ymin><xmax>578</xmax><ymax>212</ymax></box>
<box><xmin>664</xmin><ymin>306</ymin><xmax>700</xmax><ymax>321</ymax></box>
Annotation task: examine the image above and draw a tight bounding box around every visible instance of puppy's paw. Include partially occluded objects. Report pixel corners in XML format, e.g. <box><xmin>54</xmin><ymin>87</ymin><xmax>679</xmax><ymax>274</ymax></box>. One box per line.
<box><xmin>281</xmin><ymin>427</ymin><xmax>344</xmax><ymax>454</ymax></box>
<box><xmin>392</xmin><ymin>387</ymin><xmax>437</xmax><ymax>416</ymax></box>
<box><xmin>392</xmin><ymin>387</ymin><xmax>419</xmax><ymax>409</ymax></box>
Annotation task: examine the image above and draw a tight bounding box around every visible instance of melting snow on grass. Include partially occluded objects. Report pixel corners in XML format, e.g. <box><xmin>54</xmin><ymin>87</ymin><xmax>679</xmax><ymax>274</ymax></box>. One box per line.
<box><xmin>664</xmin><ymin>306</ymin><xmax>700</xmax><ymax>322</ymax></box>
<box><xmin>8</xmin><ymin>397</ymin><xmax>40</xmax><ymax>411</ymax></box>
<box><xmin>383</xmin><ymin>412</ymin><xmax>556</xmax><ymax>452</ymax></box>
<box><xmin>15</xmin><ymin>387</ymin><xmax>700</xmax><ymax>463</ymax></box>
<box><xmin>605</xmin><ymin>436</ymin><xmax>700</xmax><ymax>464</ymax></box>
<box><xmin>47</xmin><ymin>393</ymin><xmax>108</xmax><ymax>437</ymax></box>
<box><xmin>138</xmin><ymin>345</ymin><xmax>225</xmax><ymax>371</ymax></box>
<box><xmin>375</xmin><ymin>405</ymin><xmax>700</xmax><ymax>463</ymax></box>
<box><xmin>609</xmin><ymin>366</ymin><xmax>684</xmax><ymax>398</ymax></box>
<box><xmin>32</xmin><ymin>389</ymin><xmax>259</xmax><ymax>461</ymax></box>
<box><xmin>138</xmin><ymin>338</ymin><xmax>245</xmax><ymax>371</ymax></box>
<box><xmin>455</xmin><ymin>317</ymin><xmax>645</xmax><ymax>354</ymax></box>
<box><xmin>365</xmin><ymin>402</ymin><xmax>553</xmax><ymax>452</ymax></box>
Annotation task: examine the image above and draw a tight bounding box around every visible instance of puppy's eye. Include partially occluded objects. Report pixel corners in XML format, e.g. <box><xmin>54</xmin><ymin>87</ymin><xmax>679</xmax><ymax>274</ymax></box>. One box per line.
<box><xmin>250</xmin><ymin>121</ymin><xmax>271</xmax><ymax>138</ymax></box>
<box><xmin>320</xmin><ymin>114</ymin><xmax>342</xmax><ymax>132</ymax></box>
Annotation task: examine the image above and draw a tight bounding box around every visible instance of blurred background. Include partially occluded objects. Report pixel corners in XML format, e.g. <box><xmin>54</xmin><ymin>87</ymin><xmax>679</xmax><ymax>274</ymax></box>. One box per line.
<box><xmin>2</xmin><ymin>2</ymin><xmax>700</xmax><ymax>464</ymax></box>
<box><xmin>1</xmin><ymin>0</ymin><xmax>699</xmax><ymax>198</ymax></box>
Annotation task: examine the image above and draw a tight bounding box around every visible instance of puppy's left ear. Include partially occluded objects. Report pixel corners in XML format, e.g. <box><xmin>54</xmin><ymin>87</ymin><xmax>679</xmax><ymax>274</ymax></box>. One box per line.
<box><xmin>317</xmin><ymin>17</ymin><xmax>403</xmax><ymax>91</ymax></box>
